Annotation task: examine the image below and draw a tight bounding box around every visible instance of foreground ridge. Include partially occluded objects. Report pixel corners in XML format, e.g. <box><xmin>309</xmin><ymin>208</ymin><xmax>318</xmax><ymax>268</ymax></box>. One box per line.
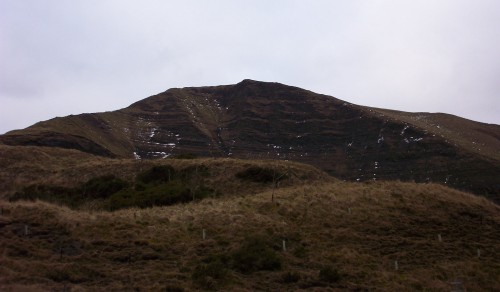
<box><xmin>1</xmin><ymin>180</ymin><xmax>499</xmax><ymax>290</ymax></box>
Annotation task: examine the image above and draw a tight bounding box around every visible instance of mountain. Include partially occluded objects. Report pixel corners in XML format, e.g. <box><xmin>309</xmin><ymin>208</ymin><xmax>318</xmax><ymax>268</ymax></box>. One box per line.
<box><xmin>1</xmin><ymin>80</ymin><xmax>500</xmax><ymax>290</ymax></box>
<box><xmin>1</xmin><ymin>79</ymin><xmax>499</xmax><ymax>201</ymax></box>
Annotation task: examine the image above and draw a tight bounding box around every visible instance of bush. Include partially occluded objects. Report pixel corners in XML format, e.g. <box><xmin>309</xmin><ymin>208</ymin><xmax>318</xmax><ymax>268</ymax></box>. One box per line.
<box><xmin>107</xmin><ymin>180</ymin><xmax>191</xmax><ymax>210</ymax></box>
<box><xmin>80</xmin><ymin>175</ymin><xmax>129</xmax><ymax>198</ymax></box>
<box><xmin>235</xmin><ymin>166</ymin><xmax>276</xmax><ymax>183</ymax></box>
<box><xmin>192</xmin><ymin>260</ymin><xmax>228</xmax><ymax>289</ymax></box>
<box><xmin>282</xmin><ymin>271</ymin><xmax>300</xmax><ymax>283</ymax></box>
<box><xmin>10</xmin><ymin>166</ymin><xmax>216</xmax><ymax>211</ymax></box>
<box><xmin>137</xmin><ymin>165</ymin><xmax>175</xmax><ymax>184</ymax></box>
<box><xmin>164</xmin><ymin>285</ymin><xmax>185</xmax><ymax>292</ymax></box>
<box><xmin>231</xmin><ymin>236</ymin><xmax>282</xmax><ymax>273</ymax></box>
<box><xmin>319</xmin><ymin>266</ymin><xmax>341</xmax><ymax>283</ymax></box>
<box><xmin>106</xmin><ymin>178</ymin><xmax>216</xmax><ymax>210</ymax></box>
<box><xmin>10</xmin><ymin>175</ymin><xmax>129</xmax><ymax>208</ymax></box>
<box><xmin>178</xmin><ymin>165</ymin><xmax>210</xmax><ymax>180</ymax></box>
<box><xmin>10</xmin><ymin>184</ymin><xmax>80</xmax><ymax>207</ymax></box>
<box><xmin>292</xmin><ymin>245</ymin><xmax>308</xmax><ymax>258</ymax></box>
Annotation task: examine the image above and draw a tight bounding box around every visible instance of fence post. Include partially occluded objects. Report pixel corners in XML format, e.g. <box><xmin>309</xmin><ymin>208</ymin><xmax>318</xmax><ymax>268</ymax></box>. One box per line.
<box><xmin>282</xmin><ymin>240</ymin><xmax>287</xmax><ymax>252</ymax></box>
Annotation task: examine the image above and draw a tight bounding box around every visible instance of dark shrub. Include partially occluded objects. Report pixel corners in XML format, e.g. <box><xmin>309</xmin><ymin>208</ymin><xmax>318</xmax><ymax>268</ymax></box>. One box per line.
<box><xmin>177</xmin><ymin>165</ymin><xmax>210</xmax><ymax>182</ymax></box>
<box><xmin>164</xmin><ymin>285</ymin><xmax>185</xmax><ymax>292</ymax></box>
<box><xmin>81</xmin><ymin>175</ymin><xmax>129</xmax><ymax>198</ymax></box>
<box><xmin>292</xmin><ymin>245</ymin><xmax>308</xmax><ymax>258</ymax></box>
<box><xmin>10</xmin><ymin>184</ymin><xmax>79</xmax><ymax>207</ymax></box>
<box><xmin>282</xmin><ymin>271</ymin><xmax>301</xmax><ymax>283</ymax></box>
<box><xmin>134</xmin><ymin>182</ymin><xmax>146</xmax><ymax>191</ymax></box>
<box><xmin>231</xmin><ymin>236</ymin><xmax>282</xmax><ymax>273</ymax></box>
<box><xmin>235</xmin><ymin>166</ymin><xmax>276</xmax><ymax>183</ymax></box>
<box><xmin>46</xmin><ymin>265</ymin><xmax>102</xmax><ymax>283</ymax></box>
<box><xmin>192</xmin><ymin>260</ymin><xmax>228</xmax><ymax>289</ymax></box>
<box><xmin>137</xmin><ymin>165</ymin><xmax>175</xmax><ymax>184</ymax></box>
<box><xmin>192</xmin><ymin>185</ymin><xmax>217</xmax><ymax>200</ymax></box>
<box><xmin>319</xmin><ymin>266</ymin><xmax>341</xmax><ymax>283</ymax></box>
<box><xmin>107</xmin><ymin>180</ymin><xmax>191</xmax><ymax>210</ymax></box>
<box><xmin>106</xmin><ymin>188</ymin><xmax>136</xmax><ymax>210</ymax></box>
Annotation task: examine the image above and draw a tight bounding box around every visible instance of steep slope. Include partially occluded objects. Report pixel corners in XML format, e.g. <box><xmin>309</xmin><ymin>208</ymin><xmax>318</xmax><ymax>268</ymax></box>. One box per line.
<box><xmin>369</xmin><ymin>108</ymin><xmax>500</xmax><ymax>161</ymax></box>
<box><xmin>1</xmin><ymin>80</ymin><xmax>499</xmax><ymax>200</ymax></box>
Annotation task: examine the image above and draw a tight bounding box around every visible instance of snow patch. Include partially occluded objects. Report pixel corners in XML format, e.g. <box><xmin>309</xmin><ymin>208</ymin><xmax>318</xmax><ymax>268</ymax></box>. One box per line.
<box><xmin>149</xmin><ymin>128</ymin><xmax>157</xmax><ymax>138</ymax></box>
<box><xmin>148</xmin><ymin>151</ymin><xmax>171</xmax><ymax>159</ymax></box>
<box><xmin>401</xmin><ymin>125</ymin><xmax>409</xmax><ymax>135</ymax></box>
<box><xmin>404</xmin><ymin>137</ymin><xmax>423</xmax><ymax>143</ymax></box>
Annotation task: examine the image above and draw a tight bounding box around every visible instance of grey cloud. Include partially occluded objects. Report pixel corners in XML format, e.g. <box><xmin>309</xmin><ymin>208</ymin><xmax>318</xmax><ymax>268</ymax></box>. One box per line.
<box><xmin>1</xmin><ymin>0</ymin><xmax>499</xmax><ymax>134</ymax></box>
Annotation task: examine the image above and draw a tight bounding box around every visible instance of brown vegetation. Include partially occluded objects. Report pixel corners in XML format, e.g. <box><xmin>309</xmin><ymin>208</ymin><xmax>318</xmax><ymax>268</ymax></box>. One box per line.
<box><xmin>0</xmin><ymin>144</ymin><xmax>328</xmax><ymax>202</ymax></box>
<box><xmin>1</xmin><ymin>178</ymin><xmax>499</xmax><ymax>291</ymax></box>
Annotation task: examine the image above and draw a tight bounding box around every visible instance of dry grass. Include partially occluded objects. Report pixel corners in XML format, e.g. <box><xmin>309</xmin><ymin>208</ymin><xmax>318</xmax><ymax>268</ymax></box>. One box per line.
<box><xmin>1</xmin><ymin>180</ymin><xmax>499</xmax><ymax>291</ymax></box>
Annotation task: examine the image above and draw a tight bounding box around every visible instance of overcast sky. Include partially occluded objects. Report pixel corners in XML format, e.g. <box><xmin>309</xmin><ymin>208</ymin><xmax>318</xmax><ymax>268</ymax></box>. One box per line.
<box><xmin>1</xmin><ymin>0</ymin><xmax>499</xmax><ymax>134</ymax></box>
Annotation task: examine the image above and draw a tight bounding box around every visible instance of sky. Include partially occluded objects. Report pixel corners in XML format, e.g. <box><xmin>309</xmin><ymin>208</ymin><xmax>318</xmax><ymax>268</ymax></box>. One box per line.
<box><xmin>1</xmin><ymin>0</ymin><xmax>499</xmax><ymax>134</ymax></box>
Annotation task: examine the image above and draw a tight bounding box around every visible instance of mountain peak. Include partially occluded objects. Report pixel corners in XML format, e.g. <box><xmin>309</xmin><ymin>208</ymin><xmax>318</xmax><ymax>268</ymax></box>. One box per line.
<box><xmin>1</xmin><ymin>81</ymin><xmax>499</xmax><ymax>201</ymax></box>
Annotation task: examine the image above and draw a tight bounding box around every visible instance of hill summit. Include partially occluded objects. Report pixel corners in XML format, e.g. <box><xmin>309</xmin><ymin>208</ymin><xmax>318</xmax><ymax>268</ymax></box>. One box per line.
<box><xmin>1</xmin><ymin>80</ymin><xmax>499</xmax><ymax>200</ymax></box>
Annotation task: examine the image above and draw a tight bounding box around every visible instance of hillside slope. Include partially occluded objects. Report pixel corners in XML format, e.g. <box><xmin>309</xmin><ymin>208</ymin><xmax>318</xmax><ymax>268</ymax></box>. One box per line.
<box><xmin>369</xmin><ymin>107</ymin><xmax>500</xmax><ymax>161</ymax></box>
<box><xmin>1</xmin><ymin>181</ymin><xmax>499</xmax><ymax>291</ymax></box>
<box><xmin>1</xmin><ymin>80</ymin><xmax>499</xmax><ymax>200</ymax></box>
<box><xmin>0</xmin><ymin>144</ymin><xmax>329</xmax><ymax>202</ymax></box>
